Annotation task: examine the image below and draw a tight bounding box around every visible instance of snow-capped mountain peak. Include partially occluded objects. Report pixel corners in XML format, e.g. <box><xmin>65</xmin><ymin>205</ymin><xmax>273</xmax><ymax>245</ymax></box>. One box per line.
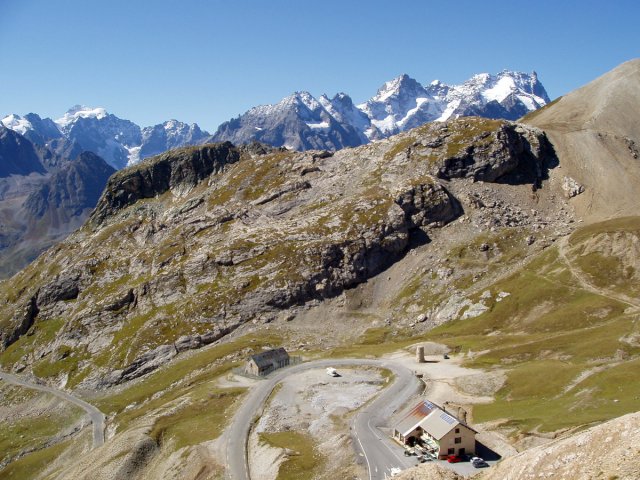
<box><xmin>370</xmin><ymin>73</ymin><xmax>426</xmax><ymax>103</ymax></box>
<box><xmin>3</xmin><ymin>107</ymin><xmax>210</xmax><ymax>170</ymax></box>
<box><xmin>358</xmin><ymin>73</ymin><xmax>441</xmax><ymax>137</ymax></box>
<box><xmin>212</xmin><ymin>69</ymin><xmax>550</xmax><ymax>152</ymax></box>
<box><xmin>1</xmin><ymin>114</ymin><xmax>32</xmax><ymax>136</ymax></box>
<box><xmin>56</xmin><ymin>105</ymin><xmax>109</xmax><ymax>129</ymax></box>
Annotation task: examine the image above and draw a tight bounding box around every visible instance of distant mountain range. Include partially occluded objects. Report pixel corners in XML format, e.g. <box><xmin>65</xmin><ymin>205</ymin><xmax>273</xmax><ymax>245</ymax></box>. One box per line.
<box><xmin>210</xmin><ymin>70</ymin><xmax>550</xmax><ymax>150</ymax></box>
<box><xmin>2</xmin><ymin>107</ymin><xmax>209</xmax><ymax>170</ymax></box>
<box><xmin>2</xmin><ymin>70</ymin><xmax>549</xmax><ymax>167</ymax></box>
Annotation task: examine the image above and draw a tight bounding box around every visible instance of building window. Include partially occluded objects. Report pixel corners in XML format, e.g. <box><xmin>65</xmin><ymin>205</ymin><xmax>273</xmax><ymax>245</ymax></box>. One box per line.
<box><xmin>448</xmin><ymin>448</ymin><xmax>455</xmax><ymax>455</ymax></box>
<box><xmin>454</xmin><ymin>437</ymin><xmax>462</xmax><ymax>444</ymax></box>
<box><xmin>455</xmin><ymin>428</ymin><xmax>460</xmax><ymax>433</ymax></box>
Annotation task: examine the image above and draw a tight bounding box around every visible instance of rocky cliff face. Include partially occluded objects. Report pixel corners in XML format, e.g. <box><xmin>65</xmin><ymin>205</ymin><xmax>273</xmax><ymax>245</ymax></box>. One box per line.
<box><xmin>0</xmin><ymin>117</ymin><xmax>556</xmax><ymax>388</ymax></box>
<box><xmin>90</xmin><ymin>142</ymin><xmax>239</xmax><ymax>224</ymax></box>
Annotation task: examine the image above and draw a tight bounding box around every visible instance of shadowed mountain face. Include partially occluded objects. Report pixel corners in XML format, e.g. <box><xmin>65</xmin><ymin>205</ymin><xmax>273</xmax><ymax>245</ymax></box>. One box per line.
<box><xmin>24</xmin><ymin>152</ymin><xmax>115</xmax><ymax>220</ymax></box>
<box><xmin>0</xmin><ymin>130</ymin><xmax>115</xmax><ymax>278</ymax></box>
<box><xmin>0</xmin><ymin>127</ymin><xmax>46</xmax><ymax>177</ymax></box>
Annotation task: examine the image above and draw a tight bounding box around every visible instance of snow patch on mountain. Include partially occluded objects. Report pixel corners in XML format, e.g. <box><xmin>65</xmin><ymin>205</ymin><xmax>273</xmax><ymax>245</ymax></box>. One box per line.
<box><xmin>56</xmin><ymin>105</ymin><xmax>108</xmax><ymax>129</ymax></box>
<box><xmin>1</xmin><ymin>114</ymin><xmax>32</xmax><ymax>135</ymax></box>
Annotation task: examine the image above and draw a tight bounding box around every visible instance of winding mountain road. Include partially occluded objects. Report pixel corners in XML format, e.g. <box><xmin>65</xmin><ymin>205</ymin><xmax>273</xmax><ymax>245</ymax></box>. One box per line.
<box><xmin>223</xmin><ymin>358</ymin><xmax>423</xmax><ymax>480</ymax></box>
<box><xmin>0</xmin><ymin>370</ymin><xmax>105</xmax><ymax>448</ymax></box>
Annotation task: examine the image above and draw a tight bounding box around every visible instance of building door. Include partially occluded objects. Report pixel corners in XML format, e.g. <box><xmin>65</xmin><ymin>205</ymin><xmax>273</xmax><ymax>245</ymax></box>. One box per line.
<box><xmin>459</xmin><ymin>448</ymin><xmax>465</xmax><ymax>456</ymax></box>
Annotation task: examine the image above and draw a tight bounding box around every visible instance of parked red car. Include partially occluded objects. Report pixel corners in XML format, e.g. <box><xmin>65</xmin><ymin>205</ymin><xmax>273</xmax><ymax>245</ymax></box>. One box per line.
<box><xmin>447</xmin><ymin>455</ymin><xmax>462</xmax><ymax>463</ymax></box>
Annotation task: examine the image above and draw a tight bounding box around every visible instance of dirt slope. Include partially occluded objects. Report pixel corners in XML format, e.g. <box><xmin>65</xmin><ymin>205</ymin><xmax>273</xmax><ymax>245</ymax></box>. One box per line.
<box><xmin>478</xmin><ymin>411</ymin><xmax>640</xmax><ymax>480</ymax></box>
<box><xmin>524</xmin><ymin>58</ymin><xmax>640</xmax><ymax>222</ymax></box>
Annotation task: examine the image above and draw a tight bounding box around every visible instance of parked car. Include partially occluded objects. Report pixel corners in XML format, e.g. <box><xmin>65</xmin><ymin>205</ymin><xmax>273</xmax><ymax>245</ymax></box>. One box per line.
<box><xmin>447</xmin><ymin>455</ymin><xmax>462</xmax><ymax>463</ymax></box>
<box><xmin>471</xmin><ymin>457</ymin><xmax>489</xmax><ymax>468</ymax></box>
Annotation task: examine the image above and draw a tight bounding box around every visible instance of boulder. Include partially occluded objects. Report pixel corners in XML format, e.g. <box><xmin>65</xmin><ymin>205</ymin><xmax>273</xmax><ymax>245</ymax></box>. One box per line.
<box><xmin>36</xmin><ymin>272</ymin><xmax>81</xmax><ymax>306</ymax></box>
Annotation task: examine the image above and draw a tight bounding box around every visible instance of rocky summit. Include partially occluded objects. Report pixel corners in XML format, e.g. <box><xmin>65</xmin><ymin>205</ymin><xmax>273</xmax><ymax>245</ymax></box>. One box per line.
<box><xmin>0</xmin><ymin>117</ymin><xmax>556</xmax><ymax>388</ymax></box>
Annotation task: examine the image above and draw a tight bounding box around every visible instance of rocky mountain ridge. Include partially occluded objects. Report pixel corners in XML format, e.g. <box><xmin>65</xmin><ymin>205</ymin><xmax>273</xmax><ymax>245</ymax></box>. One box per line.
<box><xmin>2</xmin><ymin>71</ymin><xmax>548</xmax><ymax>167</ymax></box>
<box><xmin>211</xmin><ymin>70</ymin><xmax>549</xmax><ymax>150</ymax></box>
<box><xmin>0</xmin><ymin>116</ymin><xmax>557</xmax><ymax>389</ymax></box>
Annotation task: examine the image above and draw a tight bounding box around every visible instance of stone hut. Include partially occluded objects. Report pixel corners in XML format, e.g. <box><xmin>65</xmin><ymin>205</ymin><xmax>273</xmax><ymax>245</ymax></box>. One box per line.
<box><xmin>245</xmin><ymin>347</ymin><xmax>290</xmax><ymax>376</ymax></box>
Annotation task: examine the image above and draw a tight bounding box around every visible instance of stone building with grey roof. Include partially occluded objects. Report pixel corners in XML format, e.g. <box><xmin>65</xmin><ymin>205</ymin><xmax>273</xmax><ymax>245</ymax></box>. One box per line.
<box><xmin>244</xmin><ymin>347</ymin><xmax>290</xmax><ymax>376</ymax></box>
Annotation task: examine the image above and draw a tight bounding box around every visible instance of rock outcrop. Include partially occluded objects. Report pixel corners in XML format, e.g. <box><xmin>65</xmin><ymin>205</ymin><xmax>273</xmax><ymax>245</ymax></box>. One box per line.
<box><xmin>90</xmin><ymin>142</ymin><xmax>240</xmax><ymax>225</ymax></box>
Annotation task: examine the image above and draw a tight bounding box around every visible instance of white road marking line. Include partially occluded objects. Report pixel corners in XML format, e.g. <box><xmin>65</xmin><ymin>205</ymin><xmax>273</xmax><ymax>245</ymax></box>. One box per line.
<box><xmin>357</xmin><ymin>433</ymin><xmax>373</xmax><ymax>480</ymax></box>
<box><xmin>367</xmin><ymin>417</ymin><xmax>406</xmax><ymax>465</ymax></box>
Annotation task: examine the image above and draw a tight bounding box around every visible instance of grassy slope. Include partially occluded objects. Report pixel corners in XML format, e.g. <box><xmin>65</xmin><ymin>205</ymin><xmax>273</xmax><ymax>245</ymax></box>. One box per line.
<box><xmin>0</xmin><ymin>385</ymin><xmax>84</xmax><ymax>472</ymax></box>
<box><xmin>426</xmin><ymin>218</ymin><xmax>640</xmax><ymax>433</ymax></box>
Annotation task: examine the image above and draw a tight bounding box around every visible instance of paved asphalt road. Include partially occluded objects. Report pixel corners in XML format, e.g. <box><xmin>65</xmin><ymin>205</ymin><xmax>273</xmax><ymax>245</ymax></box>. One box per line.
<box><xmin>0</xmin><ymin>370</ymin><xmax>105</xmax><ymax>448</ymax></box>
<box><xmin>224</xmin><ymin>358</ymin><xmax>424</xmax><ymax>480</ymax></box>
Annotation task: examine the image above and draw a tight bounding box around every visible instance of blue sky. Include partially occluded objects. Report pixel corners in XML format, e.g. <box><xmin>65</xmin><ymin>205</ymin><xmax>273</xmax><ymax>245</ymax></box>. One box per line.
<box><xmin>1</xmin><ymin>0</ymin><xmax>638</xmax><ymax>131</ymax></box>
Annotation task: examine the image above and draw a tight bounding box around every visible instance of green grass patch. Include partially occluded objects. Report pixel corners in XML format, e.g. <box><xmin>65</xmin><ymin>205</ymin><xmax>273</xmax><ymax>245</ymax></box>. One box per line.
<box><xmin>0</xmin><ymin>318</ymin><xmax>65</xmax><ymax>368</ymax></box>
<box><xmin>150</xmin><ymin>387</ymin><xmax>245</xmax><ymax>449</ymax></box>
<box><xmin>473</xmin><ymin>357</ymin><xmax>640</xmax><ymax>432</ymax></box>
<box><xmin>326</xmin><ymin>327</ymin><xmax>419</xmax><ymax>358</ymax></box>
<box><xmin>0</xmin><ymin>436</ymin><xmax>73</xmax><ymax>479</ymax></box>
<box><xmin>259</xmin><ymin>431</ymin><xmax>324</xmax><ymax>480</ymax></box>
<box><xmin>424</xmin><ymin>236</ymin><xmax>638</xmax><ymax>434</ymax></box>
<box><xmin>0</xmin><ymin>398</ymin><xmax>83</xmax><ymax>466</ymax></box>
<box><xmin>568</xmin><ymin>216</ymin><xmax>640</xmax><ymax>245</ymax></box>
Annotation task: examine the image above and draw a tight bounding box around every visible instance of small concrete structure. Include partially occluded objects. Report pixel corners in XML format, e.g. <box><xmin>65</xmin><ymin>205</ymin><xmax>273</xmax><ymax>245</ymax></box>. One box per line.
<box><xmin>393</xmin><ymin>400</ymin><xmax>476</xmax><ymax>459</ymax></box>
<box><xmin>416</xmin><ymin>345</ymin><xmax>425</xmax><ymax>363</ymax></box>
<box><xmin>245</xmin><ymin>348</ymin><xmax>290</xmax><ymax>376</ymax></box>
